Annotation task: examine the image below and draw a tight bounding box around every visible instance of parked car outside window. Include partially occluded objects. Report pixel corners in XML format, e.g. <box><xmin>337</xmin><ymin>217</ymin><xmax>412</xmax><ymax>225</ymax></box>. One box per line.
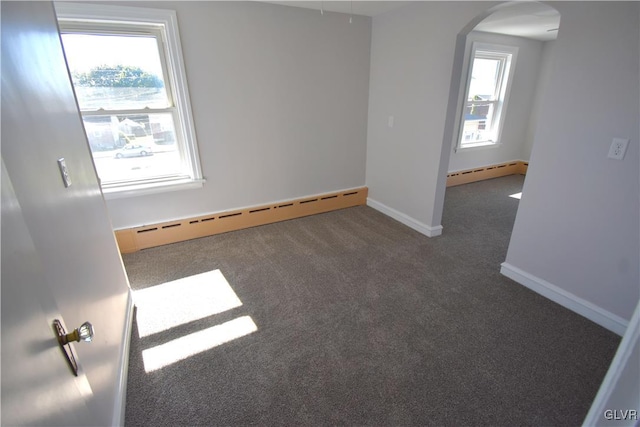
<box><xmin>114</xmin><ymin>144</ymin><xmax>153</xmax><ymax>158</ymax></box>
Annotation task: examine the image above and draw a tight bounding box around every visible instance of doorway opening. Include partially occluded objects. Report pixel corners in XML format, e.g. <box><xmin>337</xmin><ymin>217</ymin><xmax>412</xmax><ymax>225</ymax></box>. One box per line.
<box><xmin>437</xmin><ymin>1</ymin><xmax>560</xmax><ymax>242</ymax></box>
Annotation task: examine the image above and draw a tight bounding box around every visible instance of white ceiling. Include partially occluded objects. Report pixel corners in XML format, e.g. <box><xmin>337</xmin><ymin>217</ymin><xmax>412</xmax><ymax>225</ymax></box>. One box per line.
<box><xmin>474</xmin><ymin>2</ymin><xmax>560</xmax><ymax>41</ymax></box>
<box><xmin>258</xmin><ymin>1</ymin><xmax>412</xmax><ymax>17</ymax></box>
<box><xmin>258</xmin><ymin>1</ymin><xmax>560</xmax><ymax>41</ymax></box>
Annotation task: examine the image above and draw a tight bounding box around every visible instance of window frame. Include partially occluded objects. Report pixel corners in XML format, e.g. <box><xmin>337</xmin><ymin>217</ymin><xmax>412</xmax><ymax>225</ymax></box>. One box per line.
<box><xmin>456</xmin><ymin>42</ymin><xmax>518</xmax><ymax>151</ymax></box>
<box><xmin>55</xmin><ymin>2</ymin><xmax>204</xmax><ymax>198</ymax></box>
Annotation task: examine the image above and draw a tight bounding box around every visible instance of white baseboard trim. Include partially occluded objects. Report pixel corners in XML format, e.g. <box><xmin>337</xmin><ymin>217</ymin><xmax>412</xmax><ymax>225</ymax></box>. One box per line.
<box><xmin>112</xmin><ymin>290</ymin><xmax>134</xmax><ymax>427</ymax></box>
<box><xmin>366</xmin><ymin>198</ymin><xmax>443</xmax><ymax>237</ymax></box>
<box><xmin>500</xmin><ymin>263</ymin><xmax>628</xmax><ymax>336</ymax></box>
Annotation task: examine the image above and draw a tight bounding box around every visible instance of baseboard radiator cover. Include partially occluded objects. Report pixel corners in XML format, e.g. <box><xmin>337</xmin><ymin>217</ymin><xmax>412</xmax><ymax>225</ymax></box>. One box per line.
<box><xmin>500</xmin><ymin>262</ymin><xmax>628</xmax><ymax>336</ymax></box>
<box><xmin>114</xmin><ymin>187</ymin><xmax>368</xmax><ymax>253</ymax></box>
<box><xmin>447</xmin><ymin>160</ymin><xmax>528</xmax><ymax>187</ymax></box>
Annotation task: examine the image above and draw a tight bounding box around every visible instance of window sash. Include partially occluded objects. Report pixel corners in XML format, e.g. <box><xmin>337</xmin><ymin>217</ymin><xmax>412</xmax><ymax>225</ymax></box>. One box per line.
<box><xmin>77</xmin><ymin>111</ymin><xmax>189</xmax><ymax>188</ymax></box>
<box><xmin>464</xmin><ymin>99</ymin><xmax>499</xmax><ymax>109</ymax></box>
<box><xmin>59</xmin><ymin>25</ymin><xmax>175</xmax><ymax>112</ymax></box>
<box><xmin>80</xmin><ymin>107</ymin><xmax>175</xmax><ymax>117</ymax></box>
<box><xmin>462</xmin><ymin>99</ymin><xmax>499</xmax><ymax>144</ymax></box>
<box><xmin>467</xmin><ymin>54</ymin><xmax>506</xmax><ymax>103</ymax></box>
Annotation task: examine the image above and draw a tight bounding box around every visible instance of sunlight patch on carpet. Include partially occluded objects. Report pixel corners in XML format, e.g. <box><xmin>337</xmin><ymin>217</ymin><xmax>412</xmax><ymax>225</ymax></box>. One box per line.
<box><xmin>142</xmin><ymin>316</ymin><xmax>258</xmax><ymax>372</ymax></box>
<box><xmin>134</xmin><ymin>269</ymin><xmax>242</xmax><ymax>338</ymax></box>
<box><xmin>509</xmin><ymin>192</ymin><xmax>522</xmax><ymax>199</ymax></box>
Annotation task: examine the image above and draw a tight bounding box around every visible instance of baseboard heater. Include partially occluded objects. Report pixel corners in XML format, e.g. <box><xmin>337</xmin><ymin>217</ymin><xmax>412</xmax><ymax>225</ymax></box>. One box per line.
<box><xmin>446</xmin><ymin>160</ymin><xmax>528</xmax><ymax>187</ymax></box>
<box><xmin>114</xmin><ymin>187</ymin><xmax>368</xmax><ymax>254</ymax></box>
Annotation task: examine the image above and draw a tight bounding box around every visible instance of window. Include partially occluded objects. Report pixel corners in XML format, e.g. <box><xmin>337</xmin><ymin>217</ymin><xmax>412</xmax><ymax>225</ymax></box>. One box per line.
<box><xmin>457</xmin><ymin>43</ymin><xmax>517</xmax><ymax>150</ymax></box>
<box><xmin>55</xmin><ymin>3</ymin><xmax>203</xmax><ymax>197</ymax></box>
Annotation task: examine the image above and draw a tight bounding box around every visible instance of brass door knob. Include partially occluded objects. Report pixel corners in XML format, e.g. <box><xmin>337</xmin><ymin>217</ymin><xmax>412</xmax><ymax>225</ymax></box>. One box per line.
<box><xmin>58</xmin><ymin>321</ymin><xmax>94</xmax><ymax>345</ymax></box>
<box><xmin>53</xmin><ymin>319</ymin><xmax>94</xmax><ymax>376</ymax></box>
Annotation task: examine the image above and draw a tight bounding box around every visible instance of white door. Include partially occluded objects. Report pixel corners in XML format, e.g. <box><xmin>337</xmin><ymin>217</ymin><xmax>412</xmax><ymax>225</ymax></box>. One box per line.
<box><xmin>1</xmin><ymin>2</ymin><xmax>132</xmax><ymax>425</ymax></box>
<box><xmin>1</xmin><ymin>160</ymin><xmax>97</xmax><ymax>426</ymax></box>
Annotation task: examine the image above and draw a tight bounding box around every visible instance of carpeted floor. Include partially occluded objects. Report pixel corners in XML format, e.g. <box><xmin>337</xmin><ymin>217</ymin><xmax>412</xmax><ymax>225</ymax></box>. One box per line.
<box><xmin>123</xmin><ymin>175</ymin><xmax>620</xmax><ymax>426</ymax></box>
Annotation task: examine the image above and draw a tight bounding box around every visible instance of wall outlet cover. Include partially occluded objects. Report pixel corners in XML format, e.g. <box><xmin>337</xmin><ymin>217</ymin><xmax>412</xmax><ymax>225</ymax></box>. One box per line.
<box><xmin>57</xmin><ymin>158</ymin><xmax>72</xmax><ymax>187</ymax></box>
<box><xmin>607</xmin><ymin>138</ymin><xmax>629</xmax><ymax>160</ymax></box>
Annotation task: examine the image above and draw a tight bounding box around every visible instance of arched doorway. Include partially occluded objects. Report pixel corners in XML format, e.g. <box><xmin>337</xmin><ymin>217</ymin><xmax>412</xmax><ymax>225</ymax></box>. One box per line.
<box><xmin>434</xmin><ymin>1</ymin><xmax>560</xmax><ymax>234</ymax></box>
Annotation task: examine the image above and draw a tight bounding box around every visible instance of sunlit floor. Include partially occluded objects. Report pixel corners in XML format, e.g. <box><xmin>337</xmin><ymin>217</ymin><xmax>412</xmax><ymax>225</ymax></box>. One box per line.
<box><xmin>509</xmin><ymin>191</ymin><xmax>522</xmax><ymax>199</ymax></box>
<box><xmin>133</xmin><ymin>270</ymin><xmax>257</xmax><ymax>372</ymax></box>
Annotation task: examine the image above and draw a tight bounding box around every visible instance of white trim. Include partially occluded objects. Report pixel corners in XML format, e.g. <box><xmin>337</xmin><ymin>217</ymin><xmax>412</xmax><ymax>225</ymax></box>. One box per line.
<box><xmin>112</xmin><ymin>289</ymin><xmax>134</xmax><ymax>427</ymax></box>
<box><xmin>366</xmin><ymin>198</ymin><xmax>443</xmax><ymax>237</ymax></box>
<box><xmin>454</xmin><ymin>141</ymin><xmax>502</xmax><ymax>153</ymax></box>
<box><xmin>56</xmin><ymin>2</ymin><xmax>176</xmax><ymax>24</ymax></box>
<box><xmin>500</xmin><ymin>262</ymin><xmax>628</xmax><ymax>336</ymax></box>
<box><xmin>583</xmin><ymin>300</ymin><xmax>640</xmax><ymax>426</ymax></box>
<box><xmin>102</xmin><ymin>178</ymin><xmax>205</xmax><ymax>200</ymax></box>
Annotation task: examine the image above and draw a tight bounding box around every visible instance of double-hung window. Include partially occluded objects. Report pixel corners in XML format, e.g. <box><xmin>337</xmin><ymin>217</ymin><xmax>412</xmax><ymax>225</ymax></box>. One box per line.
<box><xmin>56</xmin><ymin>3</ymin><xmax>203</xmax><ymax>197</ymax></box>
<box><xmin>458</xmin><ymin>43</ymin><xmax>517</xmax><ymax>150</ymax></box>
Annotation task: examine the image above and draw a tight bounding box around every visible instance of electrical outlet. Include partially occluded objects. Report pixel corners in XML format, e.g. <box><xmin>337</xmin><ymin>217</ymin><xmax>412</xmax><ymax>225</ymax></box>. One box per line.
<box><xmin>608</xmin><ymin>138</ymin><xmax>629</xmax><ymax>160</ymax></box>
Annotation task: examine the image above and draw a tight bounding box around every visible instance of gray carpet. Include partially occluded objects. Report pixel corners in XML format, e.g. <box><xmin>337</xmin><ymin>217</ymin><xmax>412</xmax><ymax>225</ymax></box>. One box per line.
<box><xmin>123</xmin><ymin>175</ymin><xmax>620</xmax><ymax>426</ymax></box>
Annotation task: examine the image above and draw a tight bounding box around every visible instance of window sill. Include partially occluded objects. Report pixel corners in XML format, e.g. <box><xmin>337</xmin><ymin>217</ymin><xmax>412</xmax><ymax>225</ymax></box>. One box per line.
<box><xmin>456</xmin><ymin>141</ymin><xmax>502</xmax><ymax>152</ymax></box>
<box><xmin>102</xmin><ymin>178</ymin><xmax>205</xmax><ymax>200</ymax></box>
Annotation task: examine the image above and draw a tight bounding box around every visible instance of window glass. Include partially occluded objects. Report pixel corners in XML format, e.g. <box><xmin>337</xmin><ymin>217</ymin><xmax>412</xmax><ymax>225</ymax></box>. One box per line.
<box><xmin>81</xmin><ymin>113</ymin><xmax>181</xmax><ymax>183</ymax></box>
<box><xmin>61</xmin><ymin>33</ymin><xmax>170</xmax><ymax>110</ymax></box>
<box><xmin>468</xmin><ymin>58</ymin><xmax>501</xmax><ymax>101</ymax></box>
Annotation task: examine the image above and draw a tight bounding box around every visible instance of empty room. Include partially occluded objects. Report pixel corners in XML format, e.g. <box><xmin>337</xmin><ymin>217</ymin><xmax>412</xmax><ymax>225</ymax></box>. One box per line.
<box><xmin>1</xmin><ymin>1</ymin><xmax>638</xmax><ymax>426</ymax></box>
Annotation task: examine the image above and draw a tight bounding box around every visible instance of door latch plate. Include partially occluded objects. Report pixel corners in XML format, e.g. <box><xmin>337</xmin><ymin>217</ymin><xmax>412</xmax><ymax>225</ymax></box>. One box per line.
<box><xmin>52</xmin><ymin>319</ymin><xmax>79</xmax><ymax>376</ymax></box>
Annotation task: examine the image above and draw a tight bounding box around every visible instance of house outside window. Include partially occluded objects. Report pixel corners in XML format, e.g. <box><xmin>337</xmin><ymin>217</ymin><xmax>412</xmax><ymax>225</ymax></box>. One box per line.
<box><xmin>56</xmin><ymin>2</ymin><xmax>203</xmax><ymax>197</ymax></box>
<box><xmin>458</xmin><ymin>42</ymin><xmax>518</xmax><ymax>150</ymax></box>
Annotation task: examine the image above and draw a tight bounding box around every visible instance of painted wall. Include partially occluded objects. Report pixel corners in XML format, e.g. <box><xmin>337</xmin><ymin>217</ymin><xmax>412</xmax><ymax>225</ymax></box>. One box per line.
<box><xmin>366</xmin><ymin>1</ymin><xmax>496</xmax><ymax>232</ymax></box>
<box><xmin>522</xmin><ymin>39</ymin><xmax>556</xmax><ymax>162</ymax></box>
<box><xmin>448</xmin><ymin>31</ymin><xmax>544</xmax><ymax>173</ymax></box>
<box><xmin>504</xmin><ymin>2</ymin><xmax>639</xmax><ymax>325</ymax></box>
<box><xmin>86</xmin><ymin>1</ymin><xmax>372</xmax><ymax>230</ymax></box>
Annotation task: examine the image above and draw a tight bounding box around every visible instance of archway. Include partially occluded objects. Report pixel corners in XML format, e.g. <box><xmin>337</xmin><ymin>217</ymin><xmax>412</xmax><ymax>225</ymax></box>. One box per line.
<box><xmin>433</xmin><ymin>1</ymin><xmax>560</xmax><ymax>232</ymax></box>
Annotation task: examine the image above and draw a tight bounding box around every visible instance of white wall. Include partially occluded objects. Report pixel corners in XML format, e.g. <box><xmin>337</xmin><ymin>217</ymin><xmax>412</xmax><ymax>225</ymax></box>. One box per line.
<box><xmin>448</xmin><ymin>31</ymin><xmax>544</xmax><ymax>173</ymax></box>
<box><xmin>503</xmin><ymin>1</ymin><xmax>639</xmax><ymax>329</ymax></box>
<box><xmin>366</xmin><ymin>1</ymin><xmax>496</xmax><ymax>232</ymax></box>
<box><xmin>90</xmin><ymin>1</ymin><xmax>371</xmax><ymax>230</ymax></box>
<box><xmin>522</xmin><ymin>39</ymin><xmax>555</xmax><ymax>161</ymax></box>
